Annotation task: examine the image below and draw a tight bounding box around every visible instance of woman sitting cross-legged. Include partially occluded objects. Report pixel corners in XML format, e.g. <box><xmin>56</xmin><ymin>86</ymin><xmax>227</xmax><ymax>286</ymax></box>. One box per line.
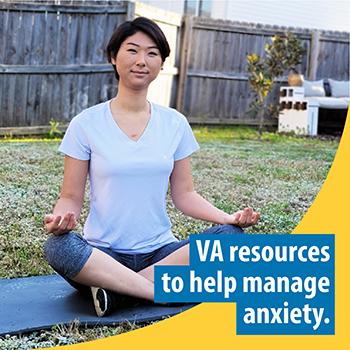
<box><xmin>44</xmin><ymin>17</ymin><xmax>260</xmax><ymax>317</ymax></box>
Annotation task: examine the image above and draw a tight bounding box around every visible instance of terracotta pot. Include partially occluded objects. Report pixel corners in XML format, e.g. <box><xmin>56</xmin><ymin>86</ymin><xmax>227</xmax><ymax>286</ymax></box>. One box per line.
<box><xmin>288</xmin><ymin>74</ymin><xmax>304</xmax><ymax>87</ymax></box>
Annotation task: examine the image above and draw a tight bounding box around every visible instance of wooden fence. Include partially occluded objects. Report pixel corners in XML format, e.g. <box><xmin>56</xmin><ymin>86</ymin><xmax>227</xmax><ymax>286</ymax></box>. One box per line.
<box><xmin>0</xmin><ymin>1</ymin><xmax>349</xmax><ymax>134</ymax></box>
<box><xmin>176</xmin><ymin>16</ymin><xmax>350</xmax><ymax>125</ymax></box>
<box><xmin>0</xmin><ymin>1</ymin><xmax>127</xmax><ymax>131</ymax></box>
<box><xmin>0</xmin><ymin>0</ymin><xmax>181</xmax><ymax>134</ymax></box>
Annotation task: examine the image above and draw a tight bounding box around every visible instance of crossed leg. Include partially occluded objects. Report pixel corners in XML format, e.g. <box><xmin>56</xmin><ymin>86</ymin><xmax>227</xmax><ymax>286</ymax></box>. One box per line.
<box><xmin>71</xmin><ymin>244</ymin><xmax>190</xmax><ymax>302</ymax></box>
<box><xmin>138</xmin><ymin>244</ymin><xmax>189</xmax><ymax>282</ymax></box>
<box><xmin>45</xmin><ymin>224</ymin><xmax>243</xmax><ymax>303</ymax></box>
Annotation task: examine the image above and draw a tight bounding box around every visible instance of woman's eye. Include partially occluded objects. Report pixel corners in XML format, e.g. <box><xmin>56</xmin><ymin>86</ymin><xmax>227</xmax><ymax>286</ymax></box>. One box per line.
<box><xmin>149</xmin><ymin>52</ymin><xmax>158</xmax><ymax>56</ymax></box>
<box><xmin>127</xmin><ymin>49</ymin><xmax>137</xmax><ymax>53</ymax></box>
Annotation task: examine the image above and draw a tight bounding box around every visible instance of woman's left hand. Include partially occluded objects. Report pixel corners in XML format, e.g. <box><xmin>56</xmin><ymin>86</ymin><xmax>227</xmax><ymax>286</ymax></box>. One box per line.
<box><xmin>224</xmin><ymin>207</ymin><xmax>260</xmax><ymax>228</ymax></box>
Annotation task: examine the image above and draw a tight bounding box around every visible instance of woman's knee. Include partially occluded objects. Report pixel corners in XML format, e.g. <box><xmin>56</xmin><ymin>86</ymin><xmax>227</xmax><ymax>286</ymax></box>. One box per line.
<box><xmin>44</xmin><ymin>232</ymin><xmax>93</xmax><ymax>279</ymax></box>
<box><xmin>201</xmin><ymin>224</ymin><xmax>245</xmax><ymax>235</ymax></box>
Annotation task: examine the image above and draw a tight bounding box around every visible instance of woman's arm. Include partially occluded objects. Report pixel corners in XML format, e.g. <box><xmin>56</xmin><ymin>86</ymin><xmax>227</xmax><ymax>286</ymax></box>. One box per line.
<box><xmin>169</xmin><ymin>156</ymin><xmax>260</xmax><ymax>228</ymax></box>
<box><xmin>44</xmin><ymin>155</ymin><xmax>89</xmax><ymax>235</ymax></box>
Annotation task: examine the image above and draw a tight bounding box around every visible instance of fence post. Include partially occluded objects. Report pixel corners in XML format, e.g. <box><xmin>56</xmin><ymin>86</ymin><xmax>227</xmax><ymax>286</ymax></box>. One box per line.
<box><xmin>176</xmin><ymin>15</ymin><xmax>193</xmax><ymax>113</ymax></box>
<box><xmin>308</xmin><ymin>30</ymin><xmax>320</xmax><ymax>81</ymax></box>
<box><xmin>126</xmin><ymin>0</ymin><xmax>136</xmax><ymax>20</ymax></box>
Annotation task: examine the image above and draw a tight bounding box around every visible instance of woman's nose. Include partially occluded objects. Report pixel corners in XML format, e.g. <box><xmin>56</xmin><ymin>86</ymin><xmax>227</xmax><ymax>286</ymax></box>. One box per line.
<box><xmin>136</xmin><ymin>52</ymin><xmax>146</xmax><ymax>66</ymax></box>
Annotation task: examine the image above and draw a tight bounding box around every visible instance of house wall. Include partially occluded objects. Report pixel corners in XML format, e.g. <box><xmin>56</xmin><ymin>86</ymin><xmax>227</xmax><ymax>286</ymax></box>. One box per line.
<box><xmin>137</xmin><ymin>0</ymin><xmax>350</xmax><ymax>33</ymax></box>
<box><xmin>134</xmin><ymin>0</ymin><xmax>185</xmax><ymax>14</ymax></box>
<box><xmin>223</xmin><ymin>1</ymin><xmax>349</xmax><ymax>33</ymax></box>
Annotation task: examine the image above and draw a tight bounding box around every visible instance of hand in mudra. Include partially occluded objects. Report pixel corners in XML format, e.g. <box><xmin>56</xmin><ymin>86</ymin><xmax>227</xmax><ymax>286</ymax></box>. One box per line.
<box><xmin>44</xmin><ymin>212</ymin><xmax>77</xmax><ymax>235</ymax></box>
<box><xmin>223</xmin><ymin>207</ymin><xmax>260</xmax><ymax>228</ymax></box>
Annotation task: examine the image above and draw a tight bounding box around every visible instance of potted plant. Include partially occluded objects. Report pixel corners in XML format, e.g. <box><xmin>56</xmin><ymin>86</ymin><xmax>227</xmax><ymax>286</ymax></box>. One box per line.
<box><xmin>246</xmin><ymin>31</ymin><xmax>306</xmax><ymax>139</ymax></box>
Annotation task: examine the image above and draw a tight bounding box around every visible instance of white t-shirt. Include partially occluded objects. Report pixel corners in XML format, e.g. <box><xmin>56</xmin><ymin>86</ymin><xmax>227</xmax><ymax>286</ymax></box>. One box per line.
<box><xmin>58</xmin><ymin>100</ymin><xmax>199</xmax><ymax>253</ymax></box>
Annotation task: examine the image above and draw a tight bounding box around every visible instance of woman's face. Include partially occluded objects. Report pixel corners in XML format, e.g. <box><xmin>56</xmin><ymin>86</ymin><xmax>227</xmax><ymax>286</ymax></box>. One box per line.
<box><xmin>111</xmin><ymin>31</ymin><xmax>164</xmax><ymax>90</ymax></box>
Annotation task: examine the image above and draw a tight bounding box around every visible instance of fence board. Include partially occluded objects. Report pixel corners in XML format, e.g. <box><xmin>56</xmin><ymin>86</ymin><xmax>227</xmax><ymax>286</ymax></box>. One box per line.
<box><xmin>14</xmin><ymin>74</ymin><xmax>28</xmax><ymax>126</ymax></box>
<box><xmin>30</xmin><ymin>11</ymin><xmax>46</xmax><ymax>65</ymax></box>
<box><xmin>88</xmin><ymin>71</ymin><xmax>102</xmax><ymax>108</ymax></box>
<box><xmin>5</xmin><ymin>7</ymin><xmax>19</xmax><ymax>64</ymax></box>
<box><xmin>56</xmin><ymin>11</ymin><xmax>69</xmax><ymax>64</ymax></box>
<box><xmin>1</xmin><ymin>75</ymin><xmax>15</xmax><ymax>127</ymax></box>
<box><xmin>0</xmin><ymin>10</ymin><xmax>6</xmax><ymax>61</ymax></box>
<box><xmin>51</xmin><ymin>73</ymin><xmax>62</xmax><ymax>122</ymax></box>
<box><xmin>16</xmin><ymin>11</ymin><xmax>30</xmax><ymax>65</ymax></box>
<box><xmin>26</xmin><ymin>74</ymin><xmax>41</xmax><ymax>126</ymax></box>
<box><xmin>39</xmin><ymin>74</ymin><xmax>54</xmax><ymax>125</ymax></box>
<box><xmin>90</xmin><ymin>13</ymin><xmax>107</xmax><ymax>64</ymax></box>
<box><xmin>67</xmin><ymin>12</ymin><xmax>78</xmax><ymax>64</ymax></box>
<box><xmin>45</xmin><ymin>11</ymin><xmax>58</xmax><ymax>65</ymax></box>
<box><xmin>78</xmin><ymin>13</ymin><xmax>90</xmax><ymax>64</ymax></box>
<box><xmin>176</xmin><ymin>15</ymin><xmax>193</xmax><ymax>111</ymax></box>
<box><xmin>0</xmin><ymin>66</ymin><xmax>3</xmax><ymax>120</ymax></box>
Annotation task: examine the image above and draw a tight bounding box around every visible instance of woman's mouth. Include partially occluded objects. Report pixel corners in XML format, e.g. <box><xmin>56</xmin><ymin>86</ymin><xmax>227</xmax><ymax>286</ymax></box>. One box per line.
<box><xmin>132</xmin><ymin>71</ymin><xmax>148</xmax><ymax>76</ymax></box>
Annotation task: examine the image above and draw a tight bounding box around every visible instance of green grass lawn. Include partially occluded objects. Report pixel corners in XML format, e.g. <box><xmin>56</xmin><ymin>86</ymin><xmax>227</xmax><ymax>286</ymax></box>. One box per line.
<box><xmin>0</xmin><ymin>126</ymin><xmax>339</xmax><ymax>346</ymax></box>
<box><xmin>0</xmin><ymin>127</ymin><xmax>339</xmax><ymax>279</ymax></box>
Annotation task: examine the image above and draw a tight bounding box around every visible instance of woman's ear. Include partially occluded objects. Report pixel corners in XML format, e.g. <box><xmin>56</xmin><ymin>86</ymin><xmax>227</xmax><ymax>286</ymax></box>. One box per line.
<box><xmin>110</xmin><ymin>54</ymin><xmax>117</xmax><ymax>65</ymax></box>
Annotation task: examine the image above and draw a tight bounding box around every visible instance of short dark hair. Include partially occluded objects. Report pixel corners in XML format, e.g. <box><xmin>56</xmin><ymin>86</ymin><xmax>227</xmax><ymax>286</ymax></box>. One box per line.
<box><xmin>106</xmin><ymin>17</ymin><xmax>171</xmax><ymax>80</ymax></box>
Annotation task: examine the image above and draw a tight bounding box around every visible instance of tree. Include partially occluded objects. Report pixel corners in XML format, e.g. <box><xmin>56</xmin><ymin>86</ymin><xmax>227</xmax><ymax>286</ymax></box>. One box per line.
<box><xmin>247</xmin><ymin>31</ymin><xmax>306</xmax><ymax>140</ymax></box>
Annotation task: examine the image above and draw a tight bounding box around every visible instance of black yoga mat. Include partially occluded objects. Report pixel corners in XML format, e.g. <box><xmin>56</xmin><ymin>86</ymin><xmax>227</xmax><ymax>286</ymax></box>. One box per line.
<box><xmin>0</xmin><ymin>274</ymin><xmax>196</xmax><ymax>336</ymax></box>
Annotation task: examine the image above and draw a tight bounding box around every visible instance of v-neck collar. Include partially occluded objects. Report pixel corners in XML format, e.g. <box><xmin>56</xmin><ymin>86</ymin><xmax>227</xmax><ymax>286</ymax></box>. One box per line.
<box><xmin>108</xmin><ymin>100</ymin><xmax>153</xmax><ymax>144</ymax></box>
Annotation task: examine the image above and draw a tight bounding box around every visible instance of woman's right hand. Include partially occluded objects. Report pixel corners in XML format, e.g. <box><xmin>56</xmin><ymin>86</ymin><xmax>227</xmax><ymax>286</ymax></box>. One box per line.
<box><xmin>44</xmin><ymin>212</ymin><xmax>77</xmax><ymax>235</ymax></box>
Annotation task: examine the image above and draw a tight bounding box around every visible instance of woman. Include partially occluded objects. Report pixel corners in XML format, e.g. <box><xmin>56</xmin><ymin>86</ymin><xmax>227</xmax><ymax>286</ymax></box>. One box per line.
<box><xmin>44</xmin><ymin>17</ymin><xmax>260</xmax><ymax>317</ymax></box>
